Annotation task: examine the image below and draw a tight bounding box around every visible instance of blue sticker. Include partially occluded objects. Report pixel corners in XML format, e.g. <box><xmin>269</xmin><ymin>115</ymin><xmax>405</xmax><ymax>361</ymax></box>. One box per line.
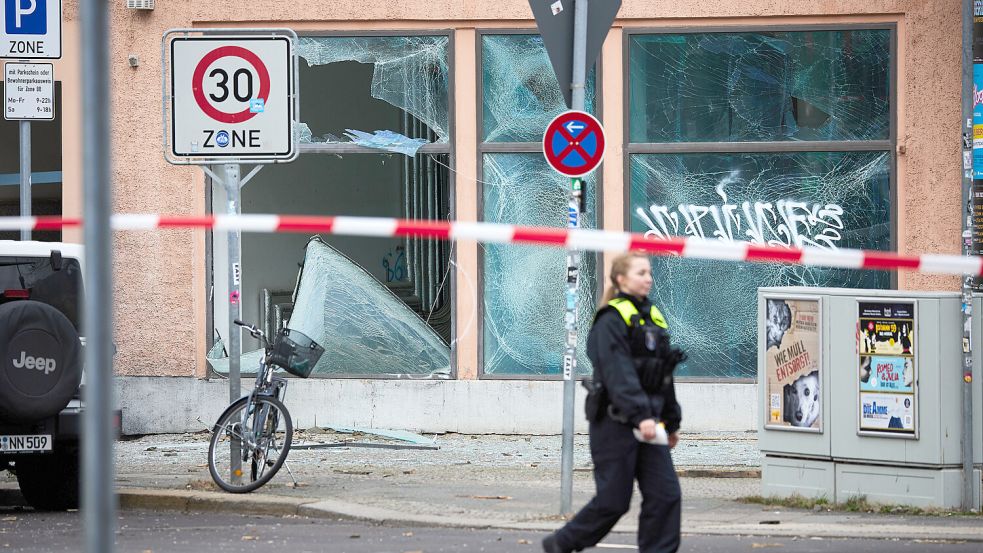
<box><xmin>249</xmin><ymin>98</ymin><xmax>265</xmax><ymax>113</ymax></box>
<box><xmin>973</xmin><ymin>64</ymin><xmax>983</xmax><ymax>179</ymax></box>
<box><xmin>215</xmin><ymin>131</ymin><xmax>230</xmax><ymax>148</ymax></box>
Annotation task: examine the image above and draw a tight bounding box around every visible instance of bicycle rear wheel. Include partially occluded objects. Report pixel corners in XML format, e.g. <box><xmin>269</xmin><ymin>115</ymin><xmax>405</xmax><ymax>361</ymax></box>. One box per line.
<box><xmin>207</xmin><ymin>394</ymin><xmax>293</xmax><ymax>493</ymax></box>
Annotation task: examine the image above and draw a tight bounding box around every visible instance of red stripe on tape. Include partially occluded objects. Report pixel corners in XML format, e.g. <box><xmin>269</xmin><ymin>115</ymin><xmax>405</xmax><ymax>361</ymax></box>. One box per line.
<box><xmin>745</xmin><ymin>244</ymin><xmax>803</xmax><ymax>264</ymax></box>
<box><xmin>276</xmin><ymin>216</ymin><xmax>335</xmax><ymax>233</ymax></box>
<box><xmin>395</xmin><ymin>220</ymin><xmax>452</xmax><ymax>239</ymax></box>
<box><xmin>628</xmin><ymin>235</ymin><xmax>686</xmax><ymax>256</ymax></box>
<box><xmin>512</xmin><ymin>226</ymin><xmax>568</xmax><ymax>245</ymax></box>
<box><xmin>35</xmin><ymin>217</ymin><xmax>80</xmax><ymax>230</ymax></box>
<box><xmin>862</xmin><ymin>251</ymin><xmax>921</xmax><ymax>271</ymax></box>
<box><xmin>158</xmin><ymin>216</ymin><xmax>215</xmax><ymax>228</ymax></box>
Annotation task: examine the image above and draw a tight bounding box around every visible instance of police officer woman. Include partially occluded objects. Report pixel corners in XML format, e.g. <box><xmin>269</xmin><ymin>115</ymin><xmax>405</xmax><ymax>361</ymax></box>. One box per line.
<box><xmin>543</xmin><ymin>252</ymin><xmax>684</xmax><ymax>553</ymax></box>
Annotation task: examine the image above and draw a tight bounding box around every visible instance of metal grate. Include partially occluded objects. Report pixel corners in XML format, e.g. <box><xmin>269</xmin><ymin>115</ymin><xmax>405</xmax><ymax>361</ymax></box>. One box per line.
<box><xmin>125</xmin><ymin>0</ymin><xmax>154</xmax><ymax>9</ymax></box>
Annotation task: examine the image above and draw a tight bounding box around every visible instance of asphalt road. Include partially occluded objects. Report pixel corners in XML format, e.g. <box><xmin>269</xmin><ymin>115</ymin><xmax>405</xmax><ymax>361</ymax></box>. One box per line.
<box><xmin>0</xmin><ymin>509</ymin><xmax>979</xmax><ymax>553</ymax></box>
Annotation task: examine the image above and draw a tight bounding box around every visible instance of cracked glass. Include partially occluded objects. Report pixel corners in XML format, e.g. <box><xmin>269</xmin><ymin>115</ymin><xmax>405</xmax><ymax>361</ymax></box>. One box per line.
<box><xmin>629</xmin><ymin>152</ymin><xmax>892</xmax><ymax>378</ymax></box>
<box><xmin>297</xmin><ymin>35</ymin><xmax>450</xmax><ymax>144</ymax></box>
<box><xmin>629</xmin><ymin>30</ymin><xmax>891</xmax><ymax>142</ymax></box>
<box><xmin>482</xmin><ymin>34</ymin><xmax>596</xmax><ymax>142</ymax></box>
<box><xmin>209</xmin><ymin>238</ymin><xmax>451</xmax><ymax>377</ymax></box>
<box><xmin>482</xmin><ymin>153</ymin><xmax>598</xmax><ymax>376</ymax></box>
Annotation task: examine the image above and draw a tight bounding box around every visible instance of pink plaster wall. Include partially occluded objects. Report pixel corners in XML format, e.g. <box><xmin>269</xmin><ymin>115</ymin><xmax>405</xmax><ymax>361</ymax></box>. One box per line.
<box><xmin>55</xmin><ymin>1</ymin><xmax>962</xmax><ymax>377</ymax></box>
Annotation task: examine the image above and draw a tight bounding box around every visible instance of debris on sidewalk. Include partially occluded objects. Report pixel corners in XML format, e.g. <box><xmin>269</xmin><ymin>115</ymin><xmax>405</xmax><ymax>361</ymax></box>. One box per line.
<box><xmin>292</xmin><ymin>426</ymin><xmax>440</xmax><ymax>451</ymax></box>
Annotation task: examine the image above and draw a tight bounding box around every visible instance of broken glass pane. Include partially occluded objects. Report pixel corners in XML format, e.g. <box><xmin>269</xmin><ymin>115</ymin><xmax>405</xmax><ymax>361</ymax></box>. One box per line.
<box><xmin>298</xmin><ymin>36</ymin><xmax>449</xmax><ymax>143</ymax></box>
<box><xmin>482</xmin><ymin>153</ymin><xmax>598</xmax><ymax>376</ymax></box>
<box><xmin>482</xmin><ymin>34</ymin><xmax>596</xmax><ymax>142</ymax></box>
<box><xmin>629</xmin><ymin>151</ymin><xmax>891</xmax><ymax>378</ymax></box>
<box><xmin>629</xmin><ymin>30</ymin><xmax>890</xmax><ymax>142</ymax></box>
<box><xmin>209</xmin><ymin>238</ymin><xmax>450</xmax><ymax>377</ymax></box>
<box><xmin>341</xmin><ymin>129</ymin><xmax>430</xmax><ymax>156</ymax></box>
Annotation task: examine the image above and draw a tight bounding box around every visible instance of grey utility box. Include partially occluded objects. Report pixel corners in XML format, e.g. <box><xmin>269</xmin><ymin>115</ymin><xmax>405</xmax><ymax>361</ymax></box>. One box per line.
<box><xmin>758</xmin><ymin>287</ymin><xmax>981</xmax><ymax>509</ymax></box>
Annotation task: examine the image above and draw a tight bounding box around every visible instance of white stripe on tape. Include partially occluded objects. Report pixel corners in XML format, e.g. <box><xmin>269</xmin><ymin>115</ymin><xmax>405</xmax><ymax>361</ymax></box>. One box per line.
<box><xmin>683</xmin><ymin>237</ymin><xmax>748</xmax><ymax>261</ymax></box>
<box><xmin>567</xmin><ymin>229</ymin><xmax>631</xmax><ymax>252</ymax></box>
<box><xmin>919</xmin><ymin>254</ymin><xmax>983</xmax><ymax>276</ymax></box>
<box><xmin>801</xmin><ymin>247</ymin><xmax>864</xmax><ymax>269</ymax></box>
<box><xmin>332</xmin><ymin>216</ymin><xmax>398</xmax><ymax>237</ymax></box>
<box><xmin>0</xmin><ymin>216</ymin><xmax>37</xmax><ymax>230</ymax></box>
<box><xmin>214</xmin><ymin>215</ymin><xmax>279</xmax><ymax>233</ymax></box>
<box><xmin>111</xmin><ymin>214</ymin><xmax>160</xmax><ymax>230</ymax></box>
<box><xmin>450</xmin><ymin>221</ymin><xmax>515</xmax><ymax>243</ymax></box>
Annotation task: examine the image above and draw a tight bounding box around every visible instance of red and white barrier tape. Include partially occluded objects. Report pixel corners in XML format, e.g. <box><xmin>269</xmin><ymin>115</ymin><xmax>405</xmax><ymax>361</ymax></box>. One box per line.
<box><xmin>2</xmin><ymin>214</ymin><xmax>979</xmax><ymax>276</ymax></box>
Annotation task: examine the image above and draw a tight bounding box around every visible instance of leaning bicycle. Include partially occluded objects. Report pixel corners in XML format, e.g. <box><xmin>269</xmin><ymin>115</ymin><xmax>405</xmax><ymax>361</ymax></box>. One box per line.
<box><xmin>207</xmin><ymin>320</ymin><xmax>324</xmax><ymax>493</ymax></box>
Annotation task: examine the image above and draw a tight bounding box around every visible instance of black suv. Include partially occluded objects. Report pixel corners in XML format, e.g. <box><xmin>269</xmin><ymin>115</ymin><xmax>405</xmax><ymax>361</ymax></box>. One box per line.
<box><xmin>0</xmin><ymin>241</ymin><xmax>86</xmax><ymax>510</ymax></box>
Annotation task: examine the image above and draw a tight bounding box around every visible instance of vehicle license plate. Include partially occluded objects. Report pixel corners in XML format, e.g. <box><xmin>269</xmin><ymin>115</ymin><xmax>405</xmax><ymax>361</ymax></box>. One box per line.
<box><xmin>0</xmin><ymin>435</ymin><xmax>52</xmax><ymax>452</ymax></box>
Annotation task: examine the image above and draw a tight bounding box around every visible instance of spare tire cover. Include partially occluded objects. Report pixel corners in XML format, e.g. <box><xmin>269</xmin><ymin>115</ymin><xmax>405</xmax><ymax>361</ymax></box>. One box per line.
<box><xmin>0</xmin><ymin>300</ymin><xmax>82</xmax><ymax>423</ymax></box>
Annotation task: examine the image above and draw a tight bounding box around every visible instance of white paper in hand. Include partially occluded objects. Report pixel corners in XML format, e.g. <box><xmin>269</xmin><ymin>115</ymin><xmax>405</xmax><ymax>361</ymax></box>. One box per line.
<box><xmin>633</xmin><ymin>422</ymin><xmax>669</xmax><ymax>445</ymax></box>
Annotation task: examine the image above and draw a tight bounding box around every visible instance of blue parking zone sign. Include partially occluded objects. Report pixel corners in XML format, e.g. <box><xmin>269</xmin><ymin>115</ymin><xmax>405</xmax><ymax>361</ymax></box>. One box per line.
<box><xmin>5</xmin><ymin>0</ymin><xmax>46</xmax><ymax>35</ymax></box>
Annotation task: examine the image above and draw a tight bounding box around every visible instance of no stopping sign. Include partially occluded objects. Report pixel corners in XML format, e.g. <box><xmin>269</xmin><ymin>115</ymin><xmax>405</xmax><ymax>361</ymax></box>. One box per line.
<box><xmin>168</xmin><ymin>35</ymin><xmax>295</xmax><ymax>161</ymax></box>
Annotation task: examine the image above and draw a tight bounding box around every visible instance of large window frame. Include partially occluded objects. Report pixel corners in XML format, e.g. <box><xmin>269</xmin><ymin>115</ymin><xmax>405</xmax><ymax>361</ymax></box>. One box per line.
<box><xmin>205</xmin><ymin>30</ymin><xmax>458</xmax><ymax>379</ymax></box>
<box><xmin>623</xmin><ymin>24</ymin><xmax>898</xmax><ymax>383</ymax></box>
<box><xmin>476</xmin><ymin>29</ymin><xmax>603</xmax><ymax>380</ymax></box>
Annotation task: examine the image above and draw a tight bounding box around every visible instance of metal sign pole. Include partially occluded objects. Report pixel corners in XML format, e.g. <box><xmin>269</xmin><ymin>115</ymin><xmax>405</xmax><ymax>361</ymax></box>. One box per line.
<box><xmin>224</xmin><ymin>163</ymin><xmax>243</xmax><ymax>483</ymax></box>
<box><xmin>80</xmin><ymin>0</ymin><xmax>116</xmax><ymax>550</ymax></box>
<box><xmin>560</xmin><ymin>0</ymin><xmax>590</xmax><ymax>516</ymax></box>
<box><xmin>962</xmin><ymin>0</ymin><xmax>977</xmax><ymax>512</ymax></box>
<box><xmin>225</xmin><ymin>163</ymin><xmax>242</xmax><ymax>402</ymax></box>
<box><xmin>19</xmin><ymin>120</ymin><xmax>30</xmax><ymax>241</ymax></box>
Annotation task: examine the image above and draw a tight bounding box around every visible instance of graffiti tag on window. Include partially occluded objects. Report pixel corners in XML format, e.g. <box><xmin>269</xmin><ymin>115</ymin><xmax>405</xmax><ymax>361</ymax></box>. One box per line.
<box><xmin>383</xmin><ymin>246</ymin><xmax>407</xmax><ymax>282</ymax></box>
<box><xmin>634</xmin><ymin>183</ymin><xmax>844</xmax><ymax>250</ymax></box>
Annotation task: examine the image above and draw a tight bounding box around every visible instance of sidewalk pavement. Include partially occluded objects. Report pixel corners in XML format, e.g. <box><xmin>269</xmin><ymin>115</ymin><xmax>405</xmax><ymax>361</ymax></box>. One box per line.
<box><xmin>5</xmin><ymin>430</ymin><xmax>983</xmax><ymax>542</ymax></box>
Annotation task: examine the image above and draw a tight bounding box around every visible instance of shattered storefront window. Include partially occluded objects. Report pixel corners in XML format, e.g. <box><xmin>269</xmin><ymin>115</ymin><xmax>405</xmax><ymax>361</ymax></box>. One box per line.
<box><xmin>482</xmin><ymin>154</ymin><xmax>598</xmax><ymax>376</ymax></box>
<box><xmin>297</xmin><ymin>35</ymin><xmax>449</xmax><ymax>144</ymax></box>
<box><xmin>629</xmin><ymin>152</ymin><xmax>892</xmax><ymax>378</ymax></box>
<box><xmin>209</xmin><ymin>35</ymin><xmax>452</xmax><ymax>377</ymax></box>
<box><xmin>482</xmin><ymin>34</ymin><xmax>596</xmax><ymax>142</ymax></box>
<box><xmin>209</xmin><ymin>238</ymin><xmax>450</xmax><ymax>377</ymax></box>
<box><xmin>629</xmin><ymin>30</ymin><xmax>890</xmax><ymax>143</ymax></box>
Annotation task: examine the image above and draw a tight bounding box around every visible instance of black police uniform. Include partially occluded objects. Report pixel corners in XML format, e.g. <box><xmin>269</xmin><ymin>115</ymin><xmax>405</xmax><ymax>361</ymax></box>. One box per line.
<box><xmin>550</xmin><ymin>293</ymin><xmax>683</xmax><ymax>553</ymax></box>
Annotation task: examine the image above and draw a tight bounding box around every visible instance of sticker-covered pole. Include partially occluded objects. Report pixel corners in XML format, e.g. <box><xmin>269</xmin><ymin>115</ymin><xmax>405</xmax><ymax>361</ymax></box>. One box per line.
<box><xmin>80</xmin><ymin>0</ymin><xmax>117</xmax><ymax>550</ymax></box>
<box><xmin>224</xmin><ymin>163</ymin><xmax>243</xmax><ymax>483</ymax></box>
<box><xmin>225</xmin><ymin>163</ymin><xmax>242</xmax><ymax>402</ymax></box>
<box><xmin>962</xmin><ymin>0</ymin><xmax>977</xmax><ymax>512</ymax></box>
<box><xmin>560</xmin><ymin>0</ymin><xmax>589</xmax><ymax>516</ymax></box>
<box><xmin>19</xmin><ymin>121</ymin><xmax>31</xmax><ymax>241</ymax></box>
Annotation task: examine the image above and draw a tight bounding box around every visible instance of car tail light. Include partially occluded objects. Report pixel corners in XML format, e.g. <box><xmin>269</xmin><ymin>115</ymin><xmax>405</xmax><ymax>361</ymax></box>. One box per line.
<box><xmin>2</xmin><ymin>289</ymin><xmax>29</xmax><ymax>299</ymax></box>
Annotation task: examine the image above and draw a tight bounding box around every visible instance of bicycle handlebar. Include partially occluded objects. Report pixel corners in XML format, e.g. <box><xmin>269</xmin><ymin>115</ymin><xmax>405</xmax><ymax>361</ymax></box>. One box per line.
<box><xmin>233</xmin><ymin>319</ymin><xmax>267</xmax><ymax>344</ymax></box>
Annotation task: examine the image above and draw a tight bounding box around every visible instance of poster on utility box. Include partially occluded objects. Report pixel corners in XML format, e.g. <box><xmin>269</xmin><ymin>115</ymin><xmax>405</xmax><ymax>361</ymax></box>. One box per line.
<box><xmin>858</xmin><ymin>301</ymin><xmax>917</xmax><ymax>437</ymax></box>
<box><xmin>764</xmin><ymin>297</ymin><xmax>821</xmax><ymax>432</ymax></box>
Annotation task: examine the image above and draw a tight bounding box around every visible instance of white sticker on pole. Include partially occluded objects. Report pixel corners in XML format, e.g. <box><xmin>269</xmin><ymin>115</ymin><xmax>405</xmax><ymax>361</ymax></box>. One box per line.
<box><xmin>170</xmin><ymin>36</ymin><xmax>293</xmax><ymax>160</ymax></box>
<box><xmin>0</xmin><ymin>0</ymin><xmax>61</xmax><ymax>60</ymax></box>
<box><xmin>4</xmin><ymin>61</ymin><xmax>52</xmax><ymax>120</ymax></box>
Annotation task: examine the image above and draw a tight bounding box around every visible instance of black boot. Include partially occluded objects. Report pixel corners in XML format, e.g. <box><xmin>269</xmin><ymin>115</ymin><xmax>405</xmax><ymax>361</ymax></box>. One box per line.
<box><xmin>542</xmin><ymin>534</ymin><xmax>572</xmax><ymax>553</ymax></box>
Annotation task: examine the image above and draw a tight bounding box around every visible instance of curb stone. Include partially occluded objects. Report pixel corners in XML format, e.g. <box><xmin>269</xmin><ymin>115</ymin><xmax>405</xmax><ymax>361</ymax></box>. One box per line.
<box><xmin>117</xmin><ymin>488</ymin><xmax>313</xmax><ymax>518</ymax></box>
<box><xmin>114</xmin><ymin>488</ymin><xmax>983</xmax><ymax>542</ymax></box>
<box><xmin>675</xmin><ymin>468</ymin><xmax>760</xmax><ymax>478</ymax></box>
<box><xmin>117</xmin><ymin>488</ymin><xmax>576</xmax><ymax>531</ymax></box>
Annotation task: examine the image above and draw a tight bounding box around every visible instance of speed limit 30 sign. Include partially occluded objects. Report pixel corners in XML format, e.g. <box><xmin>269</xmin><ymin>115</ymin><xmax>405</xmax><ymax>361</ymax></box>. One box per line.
<box><xmin>167</xmin><ymin>34</ymin><xmax>295</xmax><ymax>162</ymax></box>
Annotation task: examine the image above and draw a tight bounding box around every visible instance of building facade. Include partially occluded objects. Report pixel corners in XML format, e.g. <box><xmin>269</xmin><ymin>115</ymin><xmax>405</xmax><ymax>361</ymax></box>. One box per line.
<box><xmin>5</xmin><ymin>1</ymin><xmax>964</xmax><ymax>433</ymax></box>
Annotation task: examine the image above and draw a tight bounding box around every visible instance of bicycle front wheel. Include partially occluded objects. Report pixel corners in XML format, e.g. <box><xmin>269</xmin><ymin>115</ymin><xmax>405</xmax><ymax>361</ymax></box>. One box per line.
<box><xmin>207</xmin><ymin>395</ymin><xmax>293</xmax><ymax>493</ymax></box>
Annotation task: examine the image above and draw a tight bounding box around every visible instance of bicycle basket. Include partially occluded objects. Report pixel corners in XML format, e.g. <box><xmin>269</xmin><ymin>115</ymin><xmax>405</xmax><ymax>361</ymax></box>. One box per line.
<box><xmin>268</xmin><ymin>328</ymin><xmax>324</xmax><ymax>378</ymax></box>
